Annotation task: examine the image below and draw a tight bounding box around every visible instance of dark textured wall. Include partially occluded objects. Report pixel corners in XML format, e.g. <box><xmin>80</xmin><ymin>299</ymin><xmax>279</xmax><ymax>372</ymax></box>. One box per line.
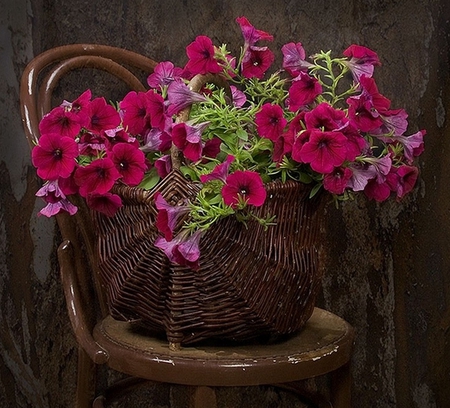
<box><xmin>1</xmin><ymin>0</ymin><xmax>449</xmax><ymax>407</ymax></box>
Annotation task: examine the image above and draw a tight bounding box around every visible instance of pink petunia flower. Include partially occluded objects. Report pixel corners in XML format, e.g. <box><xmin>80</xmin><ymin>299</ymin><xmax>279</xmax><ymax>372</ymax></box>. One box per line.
<box><xmin>120</xmin><ymin>91</ymin><xmax>151</xmax><ymax>135</ymax></box>
<box><xmin>287</xmin><ymin>72</ymin><xmax>322</xmax><ymax>111</ymax></box>
<box><xmin>346</xmin><ymin>163</ymin><xmax>378</xmax><ymax>191</ymax></box>
<box><xmin>304</xmin><ymin>102</ymin><xmax>348</xmax><ymax>131</ymax></box>
<box><xmin>343</xmin><ymin>44</ymin><xmax>381</xmax><ymax>82</ymax></box>
<box><xmin>35</xmin><ymin>180</ymin><xmax>78</xmax><ymax>217</ymax></box>
<box><xmin>172</xmin><ymin>121</ymin><xmax>209</xmax><ymax>162</ymax></box>
<box><xmin>281</xmin><ymin>42</ymin><xmax>314</xmax><ymax>77</ymax></box>
<box><xmin>154</xmin><ymin>155</ymin><xmax>172</xmax><ymax>178</ymax></box>
<box><xmin>241</xmin><ymin>46</ymin><xmax>274</xmax><ymax>79</ymax></box>
<box><xmin>200</xmin><ymin>155</ymin><xmax>235</xmax><ymax>183</ymax></box>
<box><xmin>255</xmin><ymin>103</ymin><xmax>287</xmax><ymax>142</ymax></box>
<box><xmin>74</xmin><ymin>157</ymin><xmax>121</xmax><ymax>197</ymax></box>
<box><xmin>86</xmin><ymin>193</ymin><xmax>122</xmax><ymax>217</ymax></box>
<box><xmin>323</xmin><ymin>167</ymin><xmax>353</xmax><ymax>194</ymax></box>
<box><xmin>364</xmin><ymin>178</ymin><xmax>392</xmax><ymax>202</ymax></box>
<box><xmin>87</xmin><ymin>97</ymin><xmax>121</xmax><ymax>134</ymax></box>
<box><xmin>236</xmin><ymin>16</ymin><xmax>273</xmax><ymax>47</ymax></box>
<box><xmin>166</xmin><ymin>79</ymin><xmax>208</xmax><ymax>116</ymax></box>
<box><xmin>202</xmin><ymin>137</ymin><xmax>222</xmax><ymax>160</ymax></box>
<box><xmin>147</xmin><ymin>61</ymin><xmax>184</xmax><ymax>88</ymax></box>
<box><xmin>32</xmin><ymin>133</ymin><xmax>79</xmax><ymax>180</ymax></box>
<box><xmin>386</xmin><ymin>165</ymin><xmax>419</xmax><ymax>199</ymax></box>
<box><xmin>39</xmin><ymin>106</ymin><xmax>85</xmax><ymax>139</ymax></box>
<box><xmin>142</xmin><ymin>127</ymin><xmax>172</xmax><ymax>153</ymax></box>
<box><xmin>110</xmin><ymin>143</ymin><xmax>147</xmax><ymax>186</ymax></box>
<box><xmin>230</xmin><ymin>85</ymin><xmax>247</xmax><ymax>107</ymax></box>
<box><xmin>154</xmin><ymin>192</ymin><xmax>191</xmax><ymax>241</ymax></box>
<box><xmin>297</xmin><ymin>130</ymin><xmax>348</xmax><ymax>174</ymax></box>
<box><xmin>154</xmin><ymin>230</ymin><xmax>202</xmax><ymax>270</ymax></box>
<box><xmin>222</xmin><ymin>170</ymin><xmax>267</xmax><ymax>208</ymax></box>
<box><xmin>146</xmin><ymin>90</ymin><xmax>167</xmax><ymax>131</ymax></box>
<box><xmin>185</xmin><ymin>35</ymin><xmax>222</xmax><ymax>75</ymax></box>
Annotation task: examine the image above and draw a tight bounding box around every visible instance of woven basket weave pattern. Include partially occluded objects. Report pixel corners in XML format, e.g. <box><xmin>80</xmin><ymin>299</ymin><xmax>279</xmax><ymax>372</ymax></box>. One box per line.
<box><xmin>94</xmin><ymin>170</ymin><xmax>324</xmax><ymax>345</ymax></box>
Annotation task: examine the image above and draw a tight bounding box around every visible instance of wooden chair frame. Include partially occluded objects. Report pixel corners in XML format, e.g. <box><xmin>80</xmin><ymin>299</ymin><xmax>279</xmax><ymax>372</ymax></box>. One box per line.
<box><xmin>20</xmin><ymin>44</ymin><xmax>354</xmax><ymax>408</ymax></box>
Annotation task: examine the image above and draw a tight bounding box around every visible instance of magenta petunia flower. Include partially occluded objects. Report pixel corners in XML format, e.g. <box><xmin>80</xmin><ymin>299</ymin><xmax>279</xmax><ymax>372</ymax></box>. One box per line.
<box><xmin>255</xmin><ymin>103</ymin><xmax>287</xmax><ymax>142</ymax></box>
<box><xmin>35</xmin><ymin>180</ymin><xmax>78</xmax><ymax>216</ymax></box>
<box><xmin>347</xmin><ymin>163</ymin><xmax>378</xmax><ymax>191</ymax></box>
<box><xmin>343</xmin><ymin>44</ymin><xmax>381</xmax><ymax>82</ymax></box>
<box><xmin>230</xmin><ymin>85</ymin><xmax>247</xmax><ymax>107</ymax></box>
<box><xmin>287</xmin><ymin>72</ymin><xmax>323</xmax><ymax>111</ymax></box>
<box><xmin>147</xmin><ymin>61</ymin><xmax>184</xmax><ymax>88</ymax></box>
<box><xmin>241</xmin><ymin>46</ymin><xmax>274</xmax><ymax>79</ymax></box>
<box><xmin>87</xmin><ymin>97</ymin><xmax>121</xmax><ymax>134</ymax></box>
<box><xmin>146</xmin><ymin>90</ymin><xmax>167</xmax><ymax>131</ymax></box>
<box><xmin>386</xmin><ymin>165</ymin><xmax>419</xmax><ymax>199</ymax></box>
<box><xmin>39</xmin><ymin>106</ymin><xmax>84</xmax><ymax>139</ymax></box>
<box><xmin>154</xmin><ymin>155</ymin><xmax>172</xmax><ymax>178</ymax></box>
<box><xmin>185</xmin><ymin>35</ymin><xmax>222</xmax><ymax>75</ymax></box>
<box><xmin>291</xmin><ymin>129</ymin><xmax>311</xmax><ymax>163</ymax></box>
<box><xmin>281</xmin><ymin>42</ymin><xmax>314</xmax><ymax>77</ymax></box>
<box><xmin>297</xmin><ymin>130</ymin><xmax>348</xmax><ymax>174</ymax></box>
<box><xmin>142</xmin><ymin>128</ymin><xmax>172</xmax><ymax>153</ymax></box>
<box><xmin>200</xmin><ymin>155</ymin><xmax>235</xmax><ymax>183</ymax></box>
<box><xmin>166</xmin><ymin>79</ymin><xmax>208</xmax><ymax>116</ymax></box>
<box><xmin>236</xmin><ymin>16</ymin><xmax>273</xmax><ymax>47</ymax></box>
<box><xmin>74</xmin><ymin>157</ymin><xmax>121</xmax><ymax>197</ymax></box>
<box><xmin>154</xmin><ymin>230</ymin><xmax>202</xmax><ymax>270</ymax></box>
<box><xmin>172</xmin><ymin>122</ymin><xmax>209</xmax><ymax>162</ymax></box>
<box><xmin>32</xmin><ymin>133</ymin><xmax>79</xmax><ymax>180</ymax></box>
<box><xmin>202</xmin><ymin>137</ymin><xmax>222</xmax><ymax>160</ymax></box>
<box><xmin>323</xmin><ymin>167</ymin><xmax>353</xmax><ymax>194</ymax></box>
<box><xmin>154</xmin><ymin>192</ymin><xmax>191</xmax><ymax>241</ymax></box>
<box><xmin>364</xmin><ymin>178</ymin><xmax>391</xmax><ymax>202</ymax></box>
<box><xmin>304</xmin><ymin>102</ymin><xmax>348</xmax><ymax>131</ymax></box>
<box><xmin>78</xmin><ymin>132</ymin><xmax>107</xmax><ymax>156</ymax></box>
<box><xmin>110</xmin><ymin>143</ymin><xmax>147</xmax><ymax>186</ymax></box>
<box><xmin>86</xmin><ymin>193</ymin><xmax>122</xmax><ymax>217</ymax></box>
<box><xmin>120</xmin><ymin>91</ymin><xmax>151</xmax><ymax>135</ymax></box>
<box><xmin>222</xmin><ymin>170</ymin><xmax>267</xmax><ymax>208</ymax></box>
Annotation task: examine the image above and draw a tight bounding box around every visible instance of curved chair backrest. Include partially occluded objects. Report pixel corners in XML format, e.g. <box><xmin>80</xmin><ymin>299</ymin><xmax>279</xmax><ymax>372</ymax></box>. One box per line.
<box><xmin>20</xmin><ymin>44</ymin><xmax>158</xmax><ymax>319</ymax></box>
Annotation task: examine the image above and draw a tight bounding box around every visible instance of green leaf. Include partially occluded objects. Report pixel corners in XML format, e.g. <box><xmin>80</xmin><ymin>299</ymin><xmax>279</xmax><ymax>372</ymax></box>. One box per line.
<box><xmin>138</xmin><ymin>168</ymin><xmax>160</xmax><ymax>190</ymax></box>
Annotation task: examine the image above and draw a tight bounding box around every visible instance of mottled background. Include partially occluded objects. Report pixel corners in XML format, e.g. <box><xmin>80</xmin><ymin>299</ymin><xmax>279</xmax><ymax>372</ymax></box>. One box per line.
<box><xmin>1</xmin><ymin>0</ymin><xmax>449</xmax><ymax>407</ymax></box>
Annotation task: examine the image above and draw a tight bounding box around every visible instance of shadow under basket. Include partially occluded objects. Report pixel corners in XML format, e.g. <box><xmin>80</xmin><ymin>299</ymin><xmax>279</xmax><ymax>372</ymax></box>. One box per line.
<box><xmin>94</xmin><ymin>170</ymin><xmax>326</xmax><ymax>348</ymax></box>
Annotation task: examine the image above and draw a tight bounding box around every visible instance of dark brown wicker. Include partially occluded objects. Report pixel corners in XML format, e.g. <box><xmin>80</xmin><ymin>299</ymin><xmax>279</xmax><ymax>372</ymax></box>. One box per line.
<box><xmin>94</xmin><ymin>170</ymin><xmax>325</xmax><ymax>347</ymax></box>
<box><xmin>93</xmin><ymin>73</ymin><xmax>326</xmax><ymax>348</ymax></box>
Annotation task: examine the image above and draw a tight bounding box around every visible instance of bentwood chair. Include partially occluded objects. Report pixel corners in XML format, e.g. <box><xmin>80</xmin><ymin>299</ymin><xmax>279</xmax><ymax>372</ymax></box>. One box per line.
<box><xmin>20</xmin><ymin>44</ymin><xmax>355</xmax><ymax>408</ymax></box>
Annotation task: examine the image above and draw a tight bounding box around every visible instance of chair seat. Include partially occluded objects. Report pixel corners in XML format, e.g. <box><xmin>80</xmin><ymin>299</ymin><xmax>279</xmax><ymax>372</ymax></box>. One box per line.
<box><xmin>93</xmin><ymin>307</ymin><xmax>354</xmax><ymax>387</ymax></box>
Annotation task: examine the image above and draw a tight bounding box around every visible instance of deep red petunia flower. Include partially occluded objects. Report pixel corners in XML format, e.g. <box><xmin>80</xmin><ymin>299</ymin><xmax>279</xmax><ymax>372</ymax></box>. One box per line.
<box><xmin>32</xmin><ymin>133</ymin><xmax>79</xmax><ymax>180</ymax></box>
<box><xmin>87</xmin><ymin>97</ymin><xmax>121</xmax><ymax>134</ymax></box>
<box><xmin>154</xmin><ymin>192</ymin><xmax>190</xmax><ymax>241</ymax></box>
<box><xmin>74</xmin><ymin>157</ymin><xmax>121</xmax><ymax>197</ymax></box>
<box><xmin>241</xmin><ymin>46</ymin><xmax>274</xmax><ymax>79</ymax></box>
<box><xmin>297</xmin><ymin>130</ymin><xmax>348</xmax><ymax>174</ymax></box>
<box><xmin>288</xmin><ymin>72</ymin><xmax>323</xmax><ymax>111</ymax></box>
<box><xmin>255</xmin><ymin>103</ymin><xmax>287</xmax><ymax>142</ymax></box>
<box><xmin>110</xmin><ymin>143</ymin><xmax>147</xmax><ymax>186</ymax></box>
<box><xmin>120</xmin><ymin>91</ymin><xmax>151</xmax><ymax>135</ymax></box>
<box><xmin>172</xmin><ymin>122</ymin><xmax>209</xmax><ymax>162</ymax></box>
<box><xmin>86</xmin><ymin>193</ymin><xmax>122</xmax><ymax>217</ymax></box>
<box><xmin>185</xmin><ymin>35</ymin><xmax>222</xmax><ymax>75</ymax></box>
<box><xmin>323</xmin><ymin>167</ymin><xmax>353</xmax><ymax>194</ymax></box>
<box><xmin>221</xmin><ymin>170</ymin><xmax>267</xmax><ymax>208</ymax></box>
<box><xmin>39</xmin><ymin>107</ymin><xmax>84</xmax><ymax>139</ymax></box>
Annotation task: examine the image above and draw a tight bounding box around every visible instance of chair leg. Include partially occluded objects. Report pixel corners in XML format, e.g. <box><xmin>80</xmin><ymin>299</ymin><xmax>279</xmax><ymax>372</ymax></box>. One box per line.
<box><xmin>274</xmin><ymin>382</ymin><xmax>331</xmax><ymax>408</ymax></box>
<box><xmin>190</xmin><ymin>386</ymin><xmax>217</xmax><ymax>408</ymax></box>
<box><xmin>76</xmin><ymin>347</ymin><xmax>97</xmax><ymax>408</ymax></box>
<box><xmin>330</xmin><ymin>362</ymin><xmax>352</xmax><ymax>408</ymax></box>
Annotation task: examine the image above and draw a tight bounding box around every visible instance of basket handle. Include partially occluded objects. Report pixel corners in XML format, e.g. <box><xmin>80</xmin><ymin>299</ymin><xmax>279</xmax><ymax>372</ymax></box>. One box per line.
<box><xmin>171</xmin><ymin>73</ymin><xmax>232</xmax><ymax>170</ymax></box>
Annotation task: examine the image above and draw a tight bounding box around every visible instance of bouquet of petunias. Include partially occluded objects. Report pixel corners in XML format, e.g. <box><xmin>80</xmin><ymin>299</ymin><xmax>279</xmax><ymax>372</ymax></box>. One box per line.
<box><xmin>31</xmin><ymin>16</ymin><xmax>425</xmax><ymax>269</ymax></box>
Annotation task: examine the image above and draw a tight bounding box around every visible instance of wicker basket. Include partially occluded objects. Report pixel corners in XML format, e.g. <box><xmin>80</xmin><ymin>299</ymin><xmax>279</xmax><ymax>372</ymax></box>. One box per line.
<box><xmin>93</xmin><ymin>169</ymin><xmax>325</xmax><ymax>347</ymax></box>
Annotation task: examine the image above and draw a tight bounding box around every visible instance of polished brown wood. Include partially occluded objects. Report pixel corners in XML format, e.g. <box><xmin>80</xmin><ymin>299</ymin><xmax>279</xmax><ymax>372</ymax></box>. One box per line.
<box><xmin>20</xmin><ymin>44</ymin><xmax>355</xmax><ymax>408</ymax></box>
